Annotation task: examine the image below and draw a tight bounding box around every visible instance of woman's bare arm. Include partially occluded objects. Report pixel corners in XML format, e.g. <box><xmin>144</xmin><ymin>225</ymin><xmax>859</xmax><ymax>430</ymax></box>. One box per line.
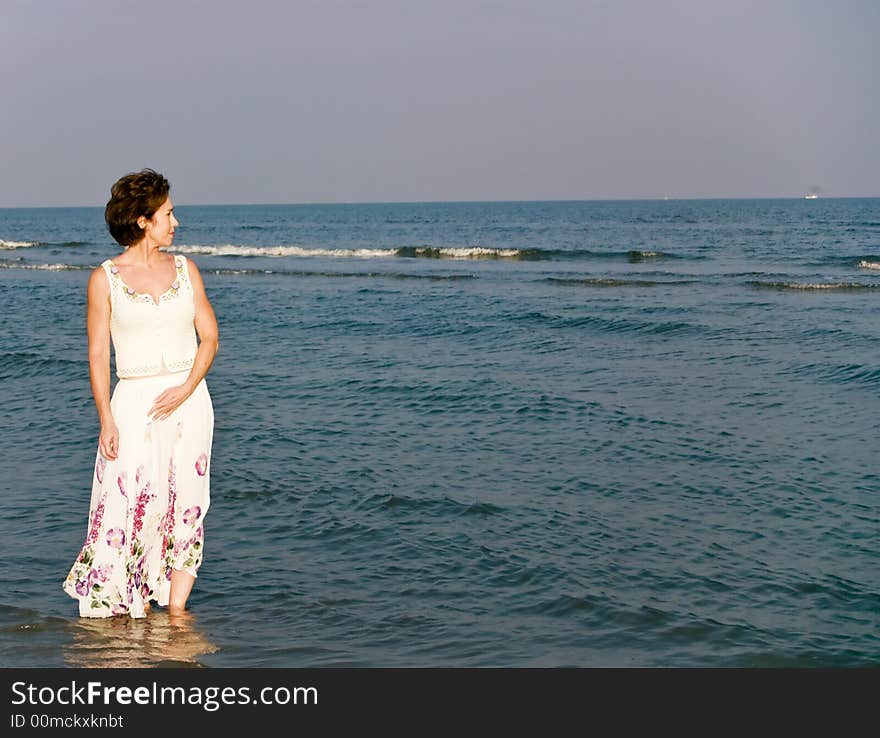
<box><xmin>87</xmin><ymin>266</ymin><xmax>118</xmax><ymax>458</ymax></box>
<box><xmin>182</xmin><ymin>257</ymin><xmax>219</xmax><ymax>394</ymax></box>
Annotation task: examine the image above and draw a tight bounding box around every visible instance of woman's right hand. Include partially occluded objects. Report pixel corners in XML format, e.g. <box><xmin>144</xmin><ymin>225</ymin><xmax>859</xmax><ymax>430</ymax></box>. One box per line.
<box><xmin>99</xmin><ymin>420</ymin><xmax>120</xmax><ymax>460</ymax></box>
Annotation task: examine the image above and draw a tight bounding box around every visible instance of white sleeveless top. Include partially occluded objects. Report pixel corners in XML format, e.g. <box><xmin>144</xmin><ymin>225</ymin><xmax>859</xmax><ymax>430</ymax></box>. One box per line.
<box><xmin>101</xmin><ymin>254</ymin><xmax>198</xmax><ymax>379</ymax></box>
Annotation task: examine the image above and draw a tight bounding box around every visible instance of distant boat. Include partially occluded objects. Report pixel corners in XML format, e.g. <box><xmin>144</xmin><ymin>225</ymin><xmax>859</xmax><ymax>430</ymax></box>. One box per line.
<box><xmin>804</xmin><ymin>193</ymin><xmax>819</xmax><ymax>199</ymax></box>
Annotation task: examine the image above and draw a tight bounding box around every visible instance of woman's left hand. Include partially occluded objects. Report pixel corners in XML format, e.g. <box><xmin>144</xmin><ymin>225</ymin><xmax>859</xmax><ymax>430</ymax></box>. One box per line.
<box><xmin>149</xmin><ymin>384</ymin><xmax>192</xmax><ymax>421</ymax></box>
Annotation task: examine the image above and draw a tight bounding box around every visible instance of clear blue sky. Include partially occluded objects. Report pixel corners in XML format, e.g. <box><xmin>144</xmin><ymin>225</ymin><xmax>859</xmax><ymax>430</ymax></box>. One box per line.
<box><xmin>2</xmin><ymin>0</ymin><xmax>878</xmax><ymax>206</ymax></box>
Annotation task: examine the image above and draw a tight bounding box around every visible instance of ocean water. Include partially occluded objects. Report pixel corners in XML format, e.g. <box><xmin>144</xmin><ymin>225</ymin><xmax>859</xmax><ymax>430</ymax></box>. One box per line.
<box><xmin>1</xmin><ymin>198</ymin><xmax>878</xmax><ymax>667</ymax></box>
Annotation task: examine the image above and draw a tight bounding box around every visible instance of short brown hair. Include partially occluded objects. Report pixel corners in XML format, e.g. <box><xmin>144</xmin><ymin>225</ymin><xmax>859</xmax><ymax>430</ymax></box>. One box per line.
<box><xmin>104</xmin><ymin>169</ymin><xmax>171</xmax><ymax>247</ymax></box>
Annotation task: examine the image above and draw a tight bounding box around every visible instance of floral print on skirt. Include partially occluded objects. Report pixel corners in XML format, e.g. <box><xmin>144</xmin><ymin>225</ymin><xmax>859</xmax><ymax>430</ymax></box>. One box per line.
<box><xmin>63</xmin><ymin>370</ymin><xmax>214</xmax><ymax>618</ymax></box>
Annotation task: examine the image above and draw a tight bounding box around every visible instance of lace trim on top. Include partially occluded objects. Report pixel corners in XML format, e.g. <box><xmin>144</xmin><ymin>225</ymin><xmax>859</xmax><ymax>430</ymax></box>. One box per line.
<box><xmin>105</xmin><ymin>255</ymin><xmax>187</xmax><ymax>305</ymax></box>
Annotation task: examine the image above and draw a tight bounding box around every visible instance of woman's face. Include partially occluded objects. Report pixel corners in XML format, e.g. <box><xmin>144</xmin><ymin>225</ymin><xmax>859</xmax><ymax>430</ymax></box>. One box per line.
<box><xmin>142</xmin><ymin>197</ymin><xmax>178</xmax><ymax>248</ymax></box>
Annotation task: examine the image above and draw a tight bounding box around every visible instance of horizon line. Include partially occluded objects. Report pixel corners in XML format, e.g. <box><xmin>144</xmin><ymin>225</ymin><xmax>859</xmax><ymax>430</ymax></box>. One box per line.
<box><xmin>1</xmin><ymin>194</ymin><xmax>877</xmax><ymax>210</ymax></box>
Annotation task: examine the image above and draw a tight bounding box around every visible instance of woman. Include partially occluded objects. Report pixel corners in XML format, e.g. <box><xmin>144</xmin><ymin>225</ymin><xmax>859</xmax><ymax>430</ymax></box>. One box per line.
<box><xmin>63</xmin><ymin>169</ymin><xmax>219</xmax><ymax>618</ymax></box>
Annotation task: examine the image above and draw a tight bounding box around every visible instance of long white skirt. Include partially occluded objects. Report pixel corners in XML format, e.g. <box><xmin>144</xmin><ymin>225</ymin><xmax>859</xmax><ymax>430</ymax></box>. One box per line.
<box><xmin>63</xmin><ymin>370</ymin><xmax>214</xmax><ymax>618</ymax></box>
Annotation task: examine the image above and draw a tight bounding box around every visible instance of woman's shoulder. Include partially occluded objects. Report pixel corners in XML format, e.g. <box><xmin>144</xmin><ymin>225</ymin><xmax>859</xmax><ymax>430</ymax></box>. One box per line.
<box><xmin>180</xmin><ymin>253</ymin><xmax>203</xmax><ymax>278</ymax></box>
<box><xmin>92</xmin><ymin>260</ymin><xmax>113</xmax><ymax>279</ymax></box>
<box><xmin>88</xmin><ymin>262</ymin><xmax>112</xmax><ymax>298</ymax></box>
<box><xmin>91</xmin><ymin>257</ymin><xmax>119</xmax><ymax>284</ymax></box>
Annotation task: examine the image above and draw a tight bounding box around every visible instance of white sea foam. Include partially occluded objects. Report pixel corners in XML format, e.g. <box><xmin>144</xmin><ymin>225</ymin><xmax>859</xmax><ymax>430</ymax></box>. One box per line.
<box><xmin>0</xmin><ymin>262</ymin><xmax>82</xmax><ymax>270</ymax></box>
<box><xmin>0</xmin><ymin>239</ymin><xmax>39</xmax><ymax>249</ymax></box>
<box><xmin>171</xmin><ymin>244</ymin><xmax>523</xmax><ymax>259</ymax></box>
<box><xmin>173</xmin><ymin>244</ymin><xmax>396</xmax><ymax>258</ymax></box>
<box><xmin>754</xmin><ymin>280</ymin><xmax>876</xmax><ymax>290</ymax></box>
<box><xmin>857</xmin><ymin>260</ymin><xmax>880</xmax><ymax>270</ymax></box>
<box><xmin>413</xmin><ymin>247</ymin><xmax>521</xmax><ymax>258</ymax></box>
